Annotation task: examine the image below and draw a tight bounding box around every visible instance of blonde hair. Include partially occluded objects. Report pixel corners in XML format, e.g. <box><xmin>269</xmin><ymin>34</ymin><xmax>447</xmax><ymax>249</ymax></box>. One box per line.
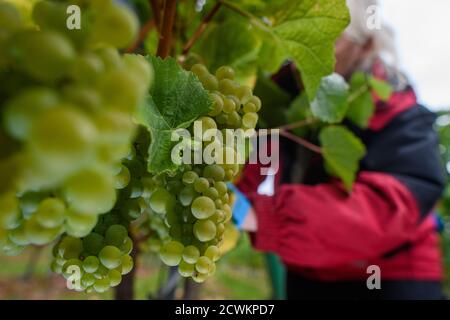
<box><xmin>345</xmin><ymin>0</ymin><xmax>398</xmax><ymax>68</ymax></box>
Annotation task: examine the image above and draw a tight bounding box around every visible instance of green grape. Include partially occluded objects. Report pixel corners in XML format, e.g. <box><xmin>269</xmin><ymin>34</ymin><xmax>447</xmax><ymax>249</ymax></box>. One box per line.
<box><xmin>203</xmin><ymin>187</ymin><xmax>219</xmax><ymax>200</ymax></box>
<box><xmin>123</xmin><ymin>54</ymin><xmax>154</xmax><ymax>92</ymax></box>
<box><xmin>120</xmin><ymin>198</ymin><xmax>142</xmax><ymax>221</ymax></box>
<box><xmin>91</xmin><ymin>2</ymin><xmax>139</xmax><ymax>49</ymax></box>
<box><xmin>236</xmin><ymin>86</ymin><xmax>252</xmax><ymax>104</ymax></box>
<box><xmin>219</xmin><ymin>79</ymin><xmax>238</xmax><ymax>95</ymax></box>
<box><xmin>81</xmin><ymin>273</ymin><xmax>96</xmax><ymax>287</ymax></box>
<box><xmin>242</xmin><ymin>112</ymin><xmax>259</xmax><ymax>129</ymax></box>
<box><xmin>93</xmin><ymin>278</ymin><xmax>110</xmax><ymax>293</ymax></box>
<box><xmin>2</xmin><ymin>238</ymin><xmax>25</xmax><ymax>256</ymax></box>
<box><xmin>222</xmin><ymin>204</ymin><xmax>232</xmax><ymax>222</ymax></box>
<box><xmin>195</xmin><ymin>256</ymin><xmax>213</xmax><ymax>274</ymax></box>
<box><xmin>216</xmin><ymin>113</ymin><xmax>228</xmax><ymax>125</ymax></box>
<box><xmin>193</xmin><ymin>219</ymin><xmax>216</xmax><ymax>242</ymax></box>
<box><xmin>58</xmin><ymin>236</ymin><xmax>83</xmax><ymax>260</ymax></box>
<box><xmin>63</xmin><ymin>85</ymin><xmax>102</xmax><ymax>113</ymax></box>
<box><xmin>3</xmin><ymin>87</ymin><xmax>59</xmax><ymax>140</ymax></box>
<box><xmin>105</xmin><ymin>224</ymin><xmax>127</xmax><ymax>247</ymax></box>
<box><xmin>120</xmin><ymin>236</ymin><xmax>133</xmax><ymax>255</ymax></box>
<box><xmin>95</xmin><ymin>46</ymin><xmax>123</xmax><ymax>70</ymax></box>
<box><xmin>209</xmin><ymin>262</ymin><xmax>217</xmax><ymax>275</ymax></box>
<box><xmin>179</xmin><ymin>186</ymin><xmax>195</xmax><ymax>207</ymax></box>
<box><xmin>0</xmin><ymin>192</ymin><xmax>20</xmax><ymax>230</ymax></box>
<box><xmin>191</xmin><ymin>196</ymin><xmax>216</xmax><ymax>219</ymax></box>
<box><xmin>160</xmin><ymin>241</ymin><xmax>184</xmax><ymax>266</ymax></box>
<box><xmin>222</xmin><ymin>97</ymin><xmax>236</xmax><ymax>114</ymax></box>
<box><xmin>35</xmin><ymin>198</ymin><xmax>65</xmax><ymax>228</ymax></box>
<box><xmin>182</xmin><ymin>245</ymin><xmax>200</xmax><ymax>264</ymax></box>
<box><xmin>115</xmin><ymin>165</ymin><xmax>131</xmax><ymax>189</ymax></box>
<box><xmin>215</xmin><ymin>66</ymin><xmax>235</xmax><ymax>80</ymax></box>
<box><xmin>98</xmin><ymin>69</ymin><xmax>142</xmax><ymax>113</ymax></box>
<box><xmin>227</xmin><ymin>111</ymin><xmax>242</xmax><ymax>127</ymax></box>
<box><xmin>212</xmin><ymin>210</ymin><xmax>225</xmax><ymax>224</ymax></box>
<box><xmin>99</xmin><ymin>245</ymin><xmax>122</xmax><ymax>269</ymax></box>
<box><xmin>203</xmin><ymin>165</ymin><xmax>225</xmax><ymax>182</ymax></box>
<box><xmin>11</xmin><ymin>30</ymin><xmax>75</xmax><ymax>82</ymax></box>
<box><xmin>178</xmin><ymin>260</ymin><xmax>195</xmax><ymax>277</ymax></box>
<box><xmin>194</xmin><ymin>177</ymin><xmax>209</xmax><ymax>193</ymax></box>
<box><xmin>198</xmin><ymin>116</ymin><xmax>217</xmax><ymax>133</ymax></box>
<box><xmin>208</xmin><ymin>93</ymin><xmax>223</xmax><ymax>117</ymax></box>
<box><xmin>95</xmin><ymin>110</ymin><xmax>136</xmax><ymax>146</ymax></box>
<box><xmin>64</xmin><ymin>169</ymin><xmax>116</xmax><ymax>214</ymax></box>
<box><xmin>29</xmin><ymin>107</ymin><xmax>97</xmax><ymax>174</ymax></box>
<box><xmin>62</xmin><ymin>259</ymin><xmax>83</xmax><ymax>279</ymax></box>
<box><xmin>167</xmin><ymin>180</ymin><xmax>184</xmax><ymax>195</ymax></box>
<box><xmin>83</xmin><ymin>256</ymin><xmax>100</xmax><ymax>273</ymax></box>
<box><xmin>182</xmin><ymin>171</ymin><xmax>198</xmax><ymax>185</ymax></box>
<box><xmin>82</xmin><ymin>233</ymin><xmax>104</xmax><ymax>256</ymax></box>
<box><xmin>65</xmin><ymin>209</ymin><xmax>99</xmax><ymax>238</ymax></box>
<box><xmin>199</xmin><ymin>74</ymin><xmax>219</xmax><ymax>91</ymax></box>
<box><xmin>70</xmin><ymin>53</ymin><xmax>104</xmax><ymax>84</ymax></box>
<box><xmin>24</xmin><ymin>217</ymin><xmax>62</xmax><ymax>245</ymax></box>
<box><xmin>8</xmin><ymin>225</ymin><xmax>29</xmax><ymax>246</ymax></box>
<box><xmin>249</xmin><ymin>96</ymin><xmax>262</xmax><ymax>111</ymax></box>
<box><xmin>243</xmin><ymin>102</ymin><xmax>257</xmax><ymax>113</ymax></box>
<box><xmin>191</xmin><ymin>64</ymin><xmax>209</xmax><ymax>78</ymax></box>
<box><xmin>214</xmin><ymin>181</ymin><xmax>227</xmax><ymax>196</ymax></box>
<box><xmin>18</xmin><ymin>191</ymin><xmax>48</xmax><ymax>219</ymax></box>
<box><xmin>108</xmin><ymin>269</ymin><xmax>122</xmax><ymax>287</ymax></box>
<box><xmin>192</xmin><ymin>272</ymin><xmax>208</xmax><ymax>283</ymax></box>
<box><xmin>51</xmin><ymin>260</ymin><xmax>63</xmax><ymax>274</ymax></box>
<box><xmin>204</xmin><ymin>245</ymin><xmax>220</xmax><ymax>262</ymax></box>
<box><xmin>149</xmin><ymin>188</ymin><xmax>174</xmax><ymax>214</ymax></box>
<box><xmin>32</xmin><ymin>0</ymin><xmax>68</xmax><ymax>32</ymax></box>
<box><xmin>120</xmin><ymin>254</ymin><xmax>134</xmax><ymax>275</ymax></box>
<box><xmin>216</xmin><ymin>223</ymin><xmax>225</xmax><ymax>238</ymax></box>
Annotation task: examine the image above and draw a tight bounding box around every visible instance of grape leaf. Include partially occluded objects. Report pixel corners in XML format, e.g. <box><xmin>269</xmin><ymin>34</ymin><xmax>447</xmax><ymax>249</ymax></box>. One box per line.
<box><xmin>320</xmin><ymin>126</ymin><xmax>366</xmax><ymax>190</ymax></box>
<box><xmin>268</xmin><ymin>0</ymin><xmax>350</xmax><ymax>100</ymax></box>
<box><xmin>193</xmin><ymin>18</ymin><xmax>262</xmax><ymax>81</ymax></box>
<box><xmin>310</xmin><ymin>73</ymin><xmax>349</xmax><ymax>123</ymax></box>
<box><xmin>346</xmin><ymin>72</ymin><xmax>375</xmax><ymax>128</ymax></box>
<box><xmin>368</xmin><ymin>76</ymin><xmax>392</xmax><ymax>101</ymax></box>
<box><xmin>137</xmin><ymin>56</ymin><xmax>212</xmax><ymax>173</ymax></box>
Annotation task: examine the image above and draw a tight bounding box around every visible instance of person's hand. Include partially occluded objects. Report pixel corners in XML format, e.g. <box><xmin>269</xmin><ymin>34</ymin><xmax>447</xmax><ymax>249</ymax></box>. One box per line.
<box><xmin>227</xmin><ymin>183</ymin><xmax>257</xmax><ymax>231</ymax></box>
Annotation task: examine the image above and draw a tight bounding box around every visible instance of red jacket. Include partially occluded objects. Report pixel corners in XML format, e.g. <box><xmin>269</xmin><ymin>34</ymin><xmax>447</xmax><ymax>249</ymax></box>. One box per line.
<box><xmin>237</xmin><ymin>67</ymin><xmax>446</xmax><ymax>281</ymax></box>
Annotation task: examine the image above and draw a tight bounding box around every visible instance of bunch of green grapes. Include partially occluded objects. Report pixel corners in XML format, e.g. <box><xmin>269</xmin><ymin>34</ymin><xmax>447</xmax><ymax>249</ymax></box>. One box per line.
<box><xmin>51</xmin><ymin>223</ymin><xmax>134</xmax><ymax>293</ymax></box>
<box><xmin>145</xmin><ymin>64</ymin><xmax>260</xmax><ymax>283</ymax></box>
<box><xmin>0</xmin><ymin>0</ymin><xmax>152</xmax><ymax>255</ymax></box>
<box><xmin>50</xmin><ymin>150</ymin><xmax>151</xmax><ymax>293</ymax></box>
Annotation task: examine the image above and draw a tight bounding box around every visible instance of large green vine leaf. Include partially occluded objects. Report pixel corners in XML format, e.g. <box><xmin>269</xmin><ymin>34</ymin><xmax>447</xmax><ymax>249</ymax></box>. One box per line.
<box><xmin>193</xmin><ymin>18</ymin><xmax>262</xmax><ymax>83</ymax></box>
<box><xmin>137</xmin><ymin>56</ymin><xmax>212</xmax><ymax>173</ymax></box>
<box><xmin>268</xmin><ymin>0</ymin><xmax>350</xmax><ymax>100</ymax></box>
<box><xmin>320</xmin><ymin>126</ymin><xmax>366</xmax><ymax>190</ymax></box>
<box><xmin>310</xmin><ymin>73</ymin><xmax>349</xmax><ymax>123</ymax></box>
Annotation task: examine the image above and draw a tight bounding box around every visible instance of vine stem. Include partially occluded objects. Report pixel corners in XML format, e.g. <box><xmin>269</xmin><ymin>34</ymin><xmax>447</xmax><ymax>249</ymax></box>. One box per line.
<box><xmin>348</xmin><ymin>83</ymin><xmax>370</xmax><ymax>104</ymax></box>
<box><xmin>279</xmin><ymin>129</ymin><xmax>322</xmax><ymax>154</ymax></box>
<box><xmin>278</xmin><ymin>118</ymin><xmax>316</xmax><ymax>131</ymax></box>
<box><xmin>157</xmin><ymin>0</ymin><xmax>177</xmax><ymax>58</ymax></box>
<box><xmin>182</xmin><ymin>2</ymin><xmax>222</xmax><ymax>55</ymax></box>
<box><xmin>150</xmin><ymin>0</ymin><xmax>162</xmax><ymax>31</ymax></box>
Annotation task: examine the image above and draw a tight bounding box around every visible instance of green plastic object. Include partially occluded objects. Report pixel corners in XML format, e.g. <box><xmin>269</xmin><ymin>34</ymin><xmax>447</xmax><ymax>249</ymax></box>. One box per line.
<box><xmin>265</xmin><ymin>253</ymin><xmax>286</xmax><ymax>300</ymax></box>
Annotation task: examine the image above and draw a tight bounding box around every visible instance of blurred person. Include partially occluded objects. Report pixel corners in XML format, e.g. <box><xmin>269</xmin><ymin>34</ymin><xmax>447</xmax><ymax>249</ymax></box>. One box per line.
<box><xmin>231</xmin><ymin>0</ymin><xmax>446</xmax><ymax>300</ymax></box>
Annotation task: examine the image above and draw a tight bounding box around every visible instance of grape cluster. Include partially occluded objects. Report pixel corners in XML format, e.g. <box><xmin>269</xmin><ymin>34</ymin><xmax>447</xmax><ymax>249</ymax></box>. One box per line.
<box><xmin>145</xmin><ymin>64</ymin><xmax>260</xmax><ymax>283</ymax></box>
<box><xmin>0</xmin><ymin>1</ymin><xmax>151</xmax><ymax>257</ymax></box>
<box><xmin>51</xmin><ymin>222</ymin><xmax>134</xmax><ymax>293</ymax></box>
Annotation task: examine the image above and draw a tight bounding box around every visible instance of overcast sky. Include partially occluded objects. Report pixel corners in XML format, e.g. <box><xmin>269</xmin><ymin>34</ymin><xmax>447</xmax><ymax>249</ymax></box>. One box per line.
<box><xmin>380</xmin><ymin>0</ymin><xmax>450</xmax><ymax>111</ymax></box>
